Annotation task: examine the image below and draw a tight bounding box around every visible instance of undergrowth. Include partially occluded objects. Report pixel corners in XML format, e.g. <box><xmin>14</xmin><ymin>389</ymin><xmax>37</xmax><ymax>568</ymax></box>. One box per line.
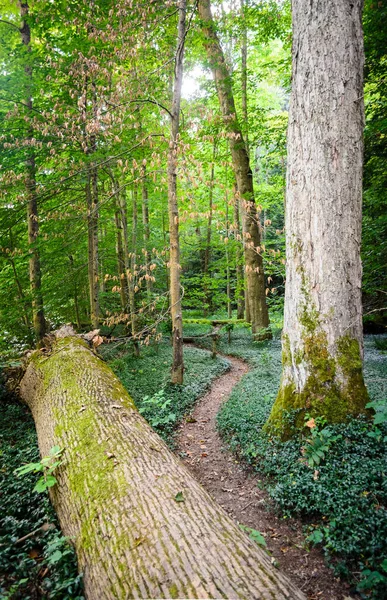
<box><xmin>102</xmin><ymin>339</ymin><xmax>229</xmax><ymax>444</ymax></box>
<box><xmin>207</xmin><ymin>328</ymin><xmax>387</xmax><ymax>600</ymax></box>
<box><xmin>0</xmin><ymin>391</ymin><xmax>83</xmax><ymax>599</ymax></box>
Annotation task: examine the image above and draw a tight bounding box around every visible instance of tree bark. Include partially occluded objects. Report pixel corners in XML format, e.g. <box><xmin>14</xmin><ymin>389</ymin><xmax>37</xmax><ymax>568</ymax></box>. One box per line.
<box><xmin>113</xmin><ymin>182</ymin><xmax>129</xmax><ymax>312</ymax></box>
<box><xmin>129</xmin><ymin>185</ymin><xmax>139</xmax><ymax>356</ymax></box>
<box><xmin>233</xmin><ymin>185</ymin><xmax>245</xmax><ymax>319</ymax></box>
<box><xmin>141</xmin><ymin>164</ymin><xmax>152</xmax><ymax>300</ymax></box>
<box><xmin>86</xmin><ymin>166</ymin><xmax>99</xmax><ymax>328</ymax></box>
<box><xmin>203</xmin><ymin>144</ymin><xmax>216</xmax><ymax>313</ymax></box>
<box><xmin>168</xmin><ymin>1</ymin><xmax>186</xmax><ymax>384</ymax></box>
<box><xmin>19</xmin><ymin>1</ymin><xmax>46</xmax><ymax>344</ymax></box>
<box><xmin>266</xmin><ymin>0</ymin><xmax>368</xmax><ymax>436</ymax></box>
<box><xmin>20</xmin><ymin>330</ymin><xmax>305</xmax><ymax>600</ymax></box>
<box><xmin>198</xmin><ymin>0</ymin><xmax>270</xmax><ymax>339</ymax></box>
<box><xmin>240</xmin><ymin>0</ymin><xmax>250</xmax><ymax>156</ymax></box>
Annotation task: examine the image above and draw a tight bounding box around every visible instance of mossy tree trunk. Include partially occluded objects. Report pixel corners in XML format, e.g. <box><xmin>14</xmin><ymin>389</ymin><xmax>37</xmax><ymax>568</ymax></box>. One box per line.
<box><xmin>20</xmin><ymin>329</ymin><xmax>305</xmax><ymax>600</ymax></box>
<box><xmin>198</xmin><ymin>0</ymin><xmax>270</xmax><ymax>340</ymax></box>
<box><xmin>266</xmin><ymin>0</ymin><xmax>368</xmax><ymax>436</ymax></box>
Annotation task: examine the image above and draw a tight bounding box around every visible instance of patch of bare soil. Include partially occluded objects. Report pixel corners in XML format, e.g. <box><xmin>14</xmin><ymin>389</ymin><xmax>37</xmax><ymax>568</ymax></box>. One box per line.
<box><xmin>176</xmin><ymin>353</ymin><xmax>356</xmax><ymax>600</ymax></box>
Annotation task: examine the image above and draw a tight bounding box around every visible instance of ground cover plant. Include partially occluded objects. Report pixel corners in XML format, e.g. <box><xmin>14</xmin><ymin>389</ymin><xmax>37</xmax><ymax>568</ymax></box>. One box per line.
<box><xmin>201</xmin><ymin>326</ymin><xmax>387</xmax><ymax>599</ymax></box>
<box><xmin>0</xmin><ymin>390</ymin><xmax>83</xmax><ymax>599</ymax></box>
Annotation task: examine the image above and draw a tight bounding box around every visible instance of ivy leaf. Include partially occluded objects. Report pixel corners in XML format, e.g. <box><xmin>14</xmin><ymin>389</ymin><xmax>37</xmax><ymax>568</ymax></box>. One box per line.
<box><xmin>174</xmin><ymin>491</ymin><xmax>185</xmax><ymax>502</ymax></box>
<box><xmin>307</xmin><ymin>529</ymin><xmax>324</xmax><ymax>545</ymax></box>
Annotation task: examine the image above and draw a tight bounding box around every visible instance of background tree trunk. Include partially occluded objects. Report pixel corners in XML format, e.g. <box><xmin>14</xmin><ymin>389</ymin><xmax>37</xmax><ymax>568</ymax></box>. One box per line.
<box><xmin>266</xmin><ymin>0</ymin><xmax>368</xmax><ymax>436</ymax></box>
<box><xmin>20</xmin><ymin>1</ymin><xmax>46</xmax><ymax>344</ymax></box>
<box><xmin>233</xmin><ymin>185</ymin><xmax>245</xmax><ymax>319</ymax></box>
<box><xmin>20</xmin><ymin>330</ymin><xmax>305</xmax><ymax>600</ymax></box>
<box><xmin>203</xmin><ymin>144</ymin><xmax>215</xmax><ymax>313</ymax></box>
<box><xmin>168</xmin><ymin>0</ymin><xmax>186</xmax><ymax>384</ymax></box>
<box><xmin>198</xmin><ymin>0</ymin><xmax>270</xmax><ymax>339</ymax></box>
<box><xmin>129</xmin><ymin>185</ymin><xmax>139</xmax><ymax>356</ymax></box>
<box><xmin>141</xmin><ymin>164</ymin><xmax>152</xmax><ymax>300</ymax></box>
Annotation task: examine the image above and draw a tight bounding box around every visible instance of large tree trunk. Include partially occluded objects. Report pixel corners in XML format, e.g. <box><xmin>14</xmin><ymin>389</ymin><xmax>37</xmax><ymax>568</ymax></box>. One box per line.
<box><xmin>20</xmin><ymin>329</ymin><xmax>305</xmax><ymax>600</ymax></box>
<box><xmin>168</xmin><ymin>1</ymin><xmax>186</xmax><ymax>384</ymax></box>
<box><xmin>266</xmin><ymin>0</ymin><xmax>368</xmax><ymax>436</ymax></box>
<box><xmin>20</xmin><ymin>1</ymin><xmax>46</xmax><ymax>344</ymax></box>
<box><xmin>198</xmin><ymin>0</ymin><xmax>270</xmax><ymax>339</ymax></box>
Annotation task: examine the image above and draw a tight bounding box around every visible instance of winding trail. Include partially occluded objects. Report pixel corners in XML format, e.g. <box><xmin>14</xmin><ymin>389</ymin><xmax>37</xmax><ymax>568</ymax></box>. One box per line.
<box><xmin>176</xmin><ymin>352</ymin><xmax>355</xmax><ymax>600</ymax></box>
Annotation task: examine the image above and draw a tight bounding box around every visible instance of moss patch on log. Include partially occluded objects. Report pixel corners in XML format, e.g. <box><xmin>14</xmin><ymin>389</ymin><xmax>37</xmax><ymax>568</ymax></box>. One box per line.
<box><xmin>32</xmin><ymin>337</ymin><xmax>136</xmax><ymax>557</ymax></box>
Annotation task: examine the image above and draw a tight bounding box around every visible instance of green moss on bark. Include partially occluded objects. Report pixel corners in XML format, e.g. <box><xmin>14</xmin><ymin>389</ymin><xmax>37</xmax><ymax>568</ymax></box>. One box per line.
<box><xmin>266</xmin><ymin>333</ymin><xmax>369</xmax><ymax>438</ymax></box>
<box><xmin>33</xmin><ymin>337</ymin><xmax>137</xmax><ymax>557</ymax></box>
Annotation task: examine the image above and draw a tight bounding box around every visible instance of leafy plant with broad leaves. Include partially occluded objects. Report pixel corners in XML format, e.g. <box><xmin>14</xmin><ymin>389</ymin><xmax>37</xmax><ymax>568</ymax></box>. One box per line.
<box><xmin>301</xmin><ymin>415</ymin><xmax>342</xmax><ymax>468</ymax></box>
<box><xmin>366</xmin><ymin>398</ymin><xmax>387</xmax><ymax>442</ymax></box>
<box><xmin>138</xmin><ymin>390</ymin><xmax>177</xmax><ymax>428</ymax></box>
<box><xmin>14</xmin><ymin>445</ymin><xmax>64</xmax><ymax>493</ymax></box>
<box><xmin>239</xmin><ymin>525</ymin><xmax>267</xmax><ymax>549</ymax></box>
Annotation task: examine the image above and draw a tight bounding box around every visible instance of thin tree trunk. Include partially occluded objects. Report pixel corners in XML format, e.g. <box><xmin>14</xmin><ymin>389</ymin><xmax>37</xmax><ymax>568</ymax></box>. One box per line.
<box><xmin>225</xmin><ymin>201</ymin><xmax>232</xmax><ymax>318</ymax></box>
<box><xmin>112</xmin><ymin>180</ymin><xmax>129</xmax><ymax>311</ymax></box>
<box><xmin>241</xmin><ymin>0</ymin><xmax>250</xmax><ymax>156</ymax></box>
<box><xmin>86</xmin><ymin>168</ymin><xmax>99</xmax><ymax>328</ymax></box>
<box><xmin>233</xmin><ymin>186</ymin><xmax>245</xmax><ymax>319</ymax></box>
<box><xmin>141</xmin><ymin>164</ymin><xmax>152</xmax><ymax>300</ymax></box>
<box><xmin>198</xmin><ymin>0</ymin><xmax>270</xmax><ymax>339</ymax></box>
<box><xmin>240</xmin><ymin>0</ymin><xmax>252</xmax><ymax>320</ymax></box>
<box><xmin>203</xmin><ymin>143</ymin><xmax>216</xmax><ymax>313</ymax></box>
<box><xmin>20</xmin><ymin>329</ymin><xmax>305</xmax><ymax>600</ymax></box>
<box><xmin>266</xmin><ymin>0</ymin><xmax>368</xmax><ymax>436</ymax></box>
<box><xmin>168</xmin><ymin>1</ymin><xmax>186</xmax><ymax>384</ymax></box>
<box><xmin>68</xmin><ymin>255</ymin><xmax>81</xmax><ymax>330</ymax></box>
<box><xmin>115</xmin><ymin>205</ymin><xmax>128</xmax><ymax>311</ymax></box>
<box><xmin>129</xmin><ymin>185</ymin><xmax>139</xmax><ymax>356</ymax></box>
<box><xmin>19</xmin><ymin>1</ymin><xmax>46</xmax><ymax>344</ymax></box>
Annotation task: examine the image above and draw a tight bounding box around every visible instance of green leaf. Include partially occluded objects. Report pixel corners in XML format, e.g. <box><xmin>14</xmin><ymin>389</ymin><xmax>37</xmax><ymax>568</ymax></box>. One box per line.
<box><xmin>34</xmin><ymin>477</ymin><xmax>49</xmax><ymax>493</ymax></box>
<box><xmin>174</xmin><ymin>491</ymin><xmax>185</xmax><ymax>502</ymax></box>
<box><xmin>47</xmin><ymin>550</ymin><xmax>62</xmax><ymax>564</ymax></box>
<box><xmin>239</xmin><ymin>525</ymin><xmax>267</xmax><ymax>548</ymax></box>
<box><xmin>307</xmin><ymin>529</ymin><xmax>324</xmax><ymax>545</ymax></box>
<box><xmin>381</xmin><ymin>559</ymin><xmax>387</xmax><ymax>573</ymax></box>
<box><xmin>373</xmin><ymin>412</ymin><xmax>387</xmax><ymax>425</ymax></box>
<box><xmin>45</xmin><ymin>474</ymin><xmax>58</xmax><ymax>488</ymax></box>
<box><xmin>14</xmin><ymin>462</ymin><xmax>42</xmax><ymax>475</ymax></box>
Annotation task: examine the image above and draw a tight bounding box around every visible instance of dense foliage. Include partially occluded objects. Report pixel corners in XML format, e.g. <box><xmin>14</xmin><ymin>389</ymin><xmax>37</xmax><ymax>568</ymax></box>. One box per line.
<box><xmin>215</xmin><ymin>330</ymin><xmax>387</xmax><ymax>598</ymax></box>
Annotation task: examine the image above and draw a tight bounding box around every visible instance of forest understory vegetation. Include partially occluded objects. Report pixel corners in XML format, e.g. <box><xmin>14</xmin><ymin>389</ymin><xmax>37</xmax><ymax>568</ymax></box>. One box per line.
<box><xmin>1</xmin><ymin>324</ymin><xmax>386</xmax><ymax>599</ymax></box>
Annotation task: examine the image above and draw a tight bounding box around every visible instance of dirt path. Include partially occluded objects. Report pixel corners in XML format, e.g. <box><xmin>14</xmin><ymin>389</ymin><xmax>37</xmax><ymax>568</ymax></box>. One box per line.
<box><xmin>176</xmin><ymin>353</ymin><xmax>355</xmax><ymax>600</ymax></box>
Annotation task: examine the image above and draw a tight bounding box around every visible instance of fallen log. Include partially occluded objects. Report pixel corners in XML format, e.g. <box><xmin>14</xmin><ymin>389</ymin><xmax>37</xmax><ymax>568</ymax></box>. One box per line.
<box><xmin>20</xmin><ymin>327</ymin><xmax>305</xmax><ymax>600</ymax></box>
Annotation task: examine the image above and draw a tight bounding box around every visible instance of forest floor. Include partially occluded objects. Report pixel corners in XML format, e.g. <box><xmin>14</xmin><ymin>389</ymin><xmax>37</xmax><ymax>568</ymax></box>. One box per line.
<box><xmin>176</xmin><ymin>349</ymin><xmax>355</xmax><ymax>600</ymax></box>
